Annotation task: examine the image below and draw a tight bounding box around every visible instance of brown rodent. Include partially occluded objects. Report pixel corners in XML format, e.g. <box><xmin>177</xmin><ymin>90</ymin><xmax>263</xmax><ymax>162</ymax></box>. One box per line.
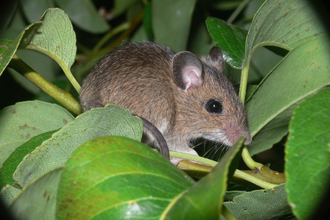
<box><xmin>80</xmin><ymin>42</ymin><xmax>251</xmax><ymax>157</ymax></box>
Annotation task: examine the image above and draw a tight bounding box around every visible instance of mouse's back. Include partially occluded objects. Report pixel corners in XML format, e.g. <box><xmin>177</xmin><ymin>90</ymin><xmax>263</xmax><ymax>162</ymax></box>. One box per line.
<box><xmin>80</xmin><ymin>43</ymin><xmax>178</xmax><ymax>132</ymax></box>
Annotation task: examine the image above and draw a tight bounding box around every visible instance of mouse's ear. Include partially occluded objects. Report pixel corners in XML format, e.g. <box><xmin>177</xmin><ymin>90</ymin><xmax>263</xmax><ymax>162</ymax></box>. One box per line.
<box><xmin>208</xmin><ymin>46</ymin><xmax>224</xmax><ymax>70</ymax></box>
<box><xmin>172</xmin><ymin>51</ymin><xmax>204</xmax><ymax>91</ymax></box>
<box><xmin>209</xmin><ymin>46</ymin><xmax>223</xmax><ymax>62</ymax></box>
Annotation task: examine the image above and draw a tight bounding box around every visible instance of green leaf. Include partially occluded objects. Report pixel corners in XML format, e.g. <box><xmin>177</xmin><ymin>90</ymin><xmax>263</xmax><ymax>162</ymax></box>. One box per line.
<box><xmin>143</xmin><ymin>2</ymin><xmax>154</xmax><ymax>41</ymax></box>
<box><xmin>206</xmin><ymin>17</ymin><xmax>247</xmax><ymax>69</ymax></box>
<box><xmin>130</xmin><ymin>26</ymin><xmax>149</xmax><ymax>42</ymax></box>
<box><xmin>0</xmin><ymin>22</ymin><xmax>41</xmax><ymax>76</ymax></box>
<box><xmin>0</xmin><ymin>0</ymin><xmax>17</xmax><ymax>31</ymax></box>
<box><xmin>54</xmin><ymin>0</ymin><xmax>110</xmax><ymax>34</ymax></box>
<box><xmin>243</xmin><ymin>0</ymin><xmax>326</xmax><ymax>67</ymax></box>
<box><xmin>56</xmin><ymin>136</ymin><xmax>194</xmax><ymax>219</ymax></box>
<box><xmin>9</xmin><ymin>168</ymin><xmax>64</xmax><ymax>220</ymax></box>
<box><xmin>164</xmin><ymin>137</ymin><xmax>245</xmax><ymax>219</ymax></box>
<box><xmin>0</xmin><ymin>6</ymin><xmax>27</xmax><ymax>39</ymax></box>
<box><xmin>0</xmin><ymin>184</ymin><xmax>22</xmax><ymax>206</ymax></box>
<box><xmin>0</xmin><ymin>38</ymin><xmax>15</xmax><ymax>75</ymax></box>
<box><xmin>0</xmin><ymin>130</ymin><xmax>57</xmax><ymax>190</ymax></box>
<box><xmin>188</xmin><ymin>14</ymin><xmax>213</xmax><ymax>57</ymax></box>
<box><xmin>246</xmin><ymin>33</ymin><xmax>330</xmax><ymax>155</ymax></box>
<box><xmin>20</xmin><ymin>8</ymin><xmax>77</xmax><ymax>69</ymax></box>
<box><xmin>224</xmin><ymin>184</ymin><xmax>292</xmax><ymax>219</ymax></box>
<box><xmin>12</xmin><ymin>105</ymin><xmax>143</xmax><ymax>189</ymax></box>
<box><xmin>20</xmin><ymin>0</ymin><xmax>55</xmax><ymax>23</ymax></box>
<box><xmin>9</xmin><ymin>49</ymin><xmax>61</xmax><ymax>95</ymax></box>
<box><xmin>285</xmin><ymin>88</ymin><xmax>330</xmax><ymax>219</ymax></box>
<box><xmin>114</xmin><ymin>0</ymin><xmax>140</xmax><ymax>17</ymax></box>
<box><xmin>244</xmin><ymin>0</ymin><xmax>329</xmax><ymax>156</ymax></box>
<box><xmin>0</xmin><ymin>101</ymin><xmax>74</xmax><ymax>168</ymax></box>
<box><xmin>152</xmin><ymin>0</ymin><xmax>197</xmax><ymax>52</ymax></box>
<box><xmin>212</xmin><ymin>1</ymin><xmax>242</xmax><ymax>10</ymax></box>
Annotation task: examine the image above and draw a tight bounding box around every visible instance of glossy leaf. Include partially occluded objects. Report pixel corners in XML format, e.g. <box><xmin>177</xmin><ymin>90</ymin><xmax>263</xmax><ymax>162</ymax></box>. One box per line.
<box><xmin>9</xmin><ymin>168</ymin><xmax>63</xmax><ymax>220</ymax></box>
<box><xmin>13</xmin><ymin>105</ymin><xmax>143</xmax><ymax>188</ymax></box>
<box><xmin>0</xmin><ymin>101</ymin><xmax>74</xmax><ymax>168</ymax></box>
<box><xmin>55</xmin><ymin>0</ymin><xmax>110</xmax><ymax>34</ymax></box>
<box><xmin>285</xmin><ymin>88</ymin><xmax>330</xmax><ymax>219</ymax></box>
<box><xmin>56</xmin><ymin>136</ymin><xmax>194</xmax><ymax>219</ymax></box>
<box><xmin>206</xmin><ymin>17</ymin><xmax>247</xmax><ymax>69</ymax></box>
<box><xmin>0</xmin><ymin>130</ymin><xmax>57</xmax><ymax>189</ymax></box>
<box><xmin>164</xmin><ymin>137</ymin><xmax>245</xmax><ymax>219</ymax></box>
<box><xmin>224</xmin><ymin>184</ymin><xmax>292</xmax><ymax>219</ymax></box>
<box><xmin>243</xmin><ymin>0</ymin><xmax>325</xmax><ymax>67</ymax></box>
<box><xmin>152</xmin><ymin>0</ymin><xmax>197</xmax><ymax>52</ymax></box>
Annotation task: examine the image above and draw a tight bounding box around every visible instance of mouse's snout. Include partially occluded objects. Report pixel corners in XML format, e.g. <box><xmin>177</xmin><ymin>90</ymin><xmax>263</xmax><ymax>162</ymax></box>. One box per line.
<box><xmin>224</xmin><ymin>121</ymin><xmax>252</xmax><ymax>146</ymax></box>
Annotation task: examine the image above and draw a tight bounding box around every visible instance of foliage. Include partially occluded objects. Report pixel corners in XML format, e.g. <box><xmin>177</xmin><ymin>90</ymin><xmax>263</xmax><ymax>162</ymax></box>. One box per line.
<box><xmin>0</xmin><ymin>0</ymin><xmax>329</xmax><ymax>219</ymax></box>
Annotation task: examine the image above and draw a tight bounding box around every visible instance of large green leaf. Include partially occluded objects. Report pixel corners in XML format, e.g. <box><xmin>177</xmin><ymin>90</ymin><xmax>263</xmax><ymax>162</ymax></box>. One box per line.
<box><xmin>206</xmin><ymin>17</ymin><xmax>247</xmax><ymax>69</ymax></box>
<box><xmin>0</xmin><ymin>101</ymin><xmax>74</xmax><ymax>168</ymax></box>
<box><xmin>243</xmin><ymin>0</ymin><xmax>325</xmax><ymax>68</ymax></box>
<box><xmin>1</xmin><ymin>8</ymin><xmax>75</xmax><ymax>94</ymax></box>
<box><xmin>12</xmin><ymin>105</ymin><xmax>143</xmax><ymax>189</ymax></box>
<box><xmin>55</xmin><ymin>0</ymin><xmax>110</xmax><ymax>34</ymax></box>
<box><xmin>152</xmin><ymin>0</ymin><xmax>197</xmax><ymax>52</ymax></box>
<box><xmin>244</xmin><ymin>0</ymin><xmax>329</xmax><ymax>155</ymax></box>
<box><xmin>9</xmin><ymin>168</ymin><xmax>63</xmax><ymax>220</ymax></box>
<box><xmin>224</xmin><ymin>184</ymin><xmax>292</xmax><ymax>219</ymax></box>
<box><xmin>0</xmin><ymin>130</ymin><xmax>57</xmax><ymax>190</ymax></box>
<box><xmin>56</xmin><ymin>136</ymin><xmax>194</xmax><ymax>219</ymax></box>
<box><xmin>285</xmin><ymin>88</ymin><xmax>330</xmax><ymax>219</ymax></box>
<box><xmin>19</xmin><ymin>8</ymin><xmax>77</xmax><ymax>70</ymax></box>
<box><xmin>246</xmin><ymin>34</ymin><xmax>330</xmax><ymax>155</ymax></box>
<box><xmin>164</xmin><ymin>137</ymin><xmax>245</xmax><ymax>219</ymax></box>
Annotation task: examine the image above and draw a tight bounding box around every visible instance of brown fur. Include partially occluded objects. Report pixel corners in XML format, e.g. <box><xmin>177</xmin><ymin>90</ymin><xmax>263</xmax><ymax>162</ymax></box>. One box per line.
<box><xmin>80</xmin><ymin>42</ymin><xmax>251</xmax><ymax>154</ymax></box>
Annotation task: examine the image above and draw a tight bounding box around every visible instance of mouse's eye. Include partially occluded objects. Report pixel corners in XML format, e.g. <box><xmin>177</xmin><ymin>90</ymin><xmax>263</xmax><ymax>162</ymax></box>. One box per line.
<box><xmin>205</xmin><ymin>99</ymin><xmax>223</xmax><ymax>114</ymax></box>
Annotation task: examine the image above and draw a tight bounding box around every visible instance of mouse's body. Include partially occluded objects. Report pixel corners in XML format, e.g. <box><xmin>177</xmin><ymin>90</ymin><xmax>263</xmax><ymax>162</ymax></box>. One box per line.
<box><xmin>80</xmin><ymin>42</ymin><xmax>251</xmax><ymax>156</ymax></box>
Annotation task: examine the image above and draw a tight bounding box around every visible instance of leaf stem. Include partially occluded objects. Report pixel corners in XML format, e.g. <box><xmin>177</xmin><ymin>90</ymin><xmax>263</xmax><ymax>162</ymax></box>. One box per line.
<box><xmin>9</xmin><ymin>55</ymin><xmax>82</xmax><ymax>115</ymax></box>
<box><xmin>234</xmin><ymin>169</ymin><xmax>278</xmax><ymax>189</ymax></box>
<box><xmin>170</xmin><ymin>151</ymin><xmax>218</xmax><ymax>167</ymax></box>
<box><xmin>227</xmin><ymin>0</ymin><xmax>251</xmax><ymax>24</ymax></box>
<box><xmin>75</xmin><ymin>9</ymin><xmax>144</xmax><ymax>81</ymax></box>
<box><xmin>239</xmin><ymin>63</ymin><xmax>249</xmax><ymax>105</ymax></box>
<box><xmin>91</xmin><ymin>8</ymin><xmax>144</xmax><ymax>59</ymax></box>
<box><xmin>239</xmin><ymin>63</ymin><xmax>264</xmax><ymax>170</ymax></box>
<box><xmin>242</xmin><ymin>146</ymin><xmax>263</xmax><ymax>169</ymax></box>
<box><xmin>171</xmin><ymin>151</ymin><xmax>278</xmax><ymax>189</ymax></box>
<box><xmin>26</xmin><ymin>45</ymin><xmax>81</xmax><ymax>94</ymax></box>
<box><xmin>92</xmin><ymin>22</ymin><xmax>130</xmax><ymax>53</ymax></box>
<box><xmin>61</xmin><ymin>61</ymin><xmax>81</xmax><ymax>94</ymax></box>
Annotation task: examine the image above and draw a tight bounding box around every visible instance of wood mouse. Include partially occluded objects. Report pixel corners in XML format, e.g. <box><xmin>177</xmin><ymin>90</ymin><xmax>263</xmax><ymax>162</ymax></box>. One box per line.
<box><xmin>80</xmin><ymin>42</ymin><xmax>251</xmax><ymax>159</ymax></box>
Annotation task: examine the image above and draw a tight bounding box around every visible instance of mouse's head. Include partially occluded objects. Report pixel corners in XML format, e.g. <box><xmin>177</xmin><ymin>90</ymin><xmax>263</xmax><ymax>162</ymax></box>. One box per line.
<box><xmin>171</xmin><ymin>46</ymin><xmax>252</xmax><ymax>147</ymax></box>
